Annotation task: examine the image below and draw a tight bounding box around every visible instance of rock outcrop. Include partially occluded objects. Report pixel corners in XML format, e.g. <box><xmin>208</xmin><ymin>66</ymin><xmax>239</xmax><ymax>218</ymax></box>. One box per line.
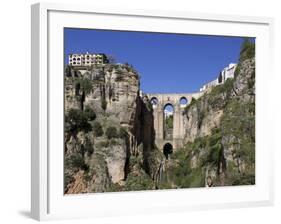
<box><xmin>64</xmin><ymin>63</ymin><xmax>164</xmax><ymax>194</ymax></box>
<box><xmin>163</xmin><ymin>57</ymin><xmax>255</xmax><ymax>188</ymax></box>
<box><xmin>64</xmin><ymin>40</ymin><xmax>255</xmax><ymax>192</ymax></box>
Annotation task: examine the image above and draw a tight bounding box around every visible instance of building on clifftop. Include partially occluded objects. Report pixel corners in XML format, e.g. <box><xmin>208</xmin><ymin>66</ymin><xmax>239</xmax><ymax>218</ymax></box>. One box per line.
<box><xmin>68</xmin><ymin>52</ymin><xmax>109</xmax><ymax>66</ymax></box>
<box><xmin>200</xmin><ymin>63</ymin><xmax>237</xmax><ymax>92</ymax></box>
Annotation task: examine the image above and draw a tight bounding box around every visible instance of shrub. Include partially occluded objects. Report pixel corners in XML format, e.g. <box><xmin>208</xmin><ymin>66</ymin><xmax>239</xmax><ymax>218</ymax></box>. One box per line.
<box><xmin>197</xmin><ymin>110</ymin><xmax>205</xmax><ymax>129</ymax></box>
<box><xmin>84</xmin><ymin>106</ymin><xmax>96</xmax><ymax>121</ymax></box>
<box><xmin>77</xmin><ymin>77</ymin><xmax>92</xmax><ymax>95</ymax></box>
<box><xmin>205</xmin><ymin>128</ymin><xmax>222</xmax><ymax>165</ymax></box>
<box><xmin>96</xmin><ymin>140</ymin><xmax>110</xmax><ymax>148</ymax></box>
<box><xmin>92</xmin><ymin>121</ymin><xmax>103</xmax><ymax>137</ymax></box>
<box><xmin>84</xmin><ymin>138</ymin><xmax>94</xmax><ymax>155</ymax></box>
<box><xmin>65</xmin><ymin>154</ymin><xmax>88</xmax><ymax>171</ymax></box>
<box><xmin>234</xmin><ymin>64</ymin><xmax>241</xmax><ymax>77</ymax></box>
<box><xmin>192</xmin><ymin>137</ymin><xmax>207</xmax><ymax>152</ymax></box>
<box><xmin>109</xmin><ymin>139</ymin><xmax>118</xmax><ymax>145</ymax></box>
<box><xmin>119</xmin><ymin>127</ymin><xmax>128</xmax><ymax>139</ymax></box>
<box><xmin>124</xmin><ymin>172</ymin><xmax>155</xmax><ymax>191</ymax></box>
<box><xmin>239</xmin><ymin>38</ymin><xmax>255</xmax><ymax>62</ymax></box>
<box><xmin>65</xmin><ymin>108</ymin><xmax>91</xmax><ymax>132</ymax></box>
<box><xmin>64</xmin><ymin>172</ymin><xmax>73</xmax><ymax>192</ymax></box>
<box><xmin>207</xmin><ymin>143</ymin><xmax>222</xmax><ymax>165</ymax></box>
<box><xmin>231</xmin><ymin>173</ymin><xmax>255</xmax><ymax>185</ymax></box>
<box><xmin>105</xmin><ymin>126</ymin><xmax>118</xmax><ymax>139</ymax></box>
<box><xmin>165</xmin><ymin>115</ymin><xmax>173</xmax><ymax>129</ymax></box>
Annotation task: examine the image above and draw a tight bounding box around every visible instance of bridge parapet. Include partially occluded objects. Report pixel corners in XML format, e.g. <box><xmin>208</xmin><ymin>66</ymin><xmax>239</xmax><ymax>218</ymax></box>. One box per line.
<box><xmin>147</xmin><ymin>92</ymin><xmax>203</xmax><ymax>109</ymax></box>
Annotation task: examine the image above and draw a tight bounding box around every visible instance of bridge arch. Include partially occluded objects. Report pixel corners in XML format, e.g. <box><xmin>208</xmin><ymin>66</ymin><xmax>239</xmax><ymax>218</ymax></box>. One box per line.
<box><xmin>163</xmin><ymin>142</ymin><xmax>173</xmax><ymax>159</ymax></box>
<box><xmin>163</xmin><ymin>103</ymin><xmax>174</xmax><ymax>140</ymax></box>
<box><xmin>179</xmin><ymin>96</ymin><xmax>188</xmax><ymax>107</ymax></box>
<box><xmin>150</xmin><ymin>97</ymin><xmax>158</xmax><ymax>107</ymax></box>
<box><xmin>163</xmin><ymin>103</ymin><xmax>174</xmax><ymax>112</ymax></box>
<box><xmin>146</xmin><ymin>92</ymin><xmax>204</xmax><ymax>151</ymax></box>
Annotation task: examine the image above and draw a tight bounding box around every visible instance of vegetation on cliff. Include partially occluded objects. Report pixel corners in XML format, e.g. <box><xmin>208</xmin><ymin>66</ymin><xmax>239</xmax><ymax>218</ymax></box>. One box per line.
<box><xmin>64</xmin><ymin>63</ymin><xmax>164</xmax><ymax>194</ymax></box>
<box><xmin>64</xmin><ymin>38</ymin><xmax>255</xmax><ymax>193</ymax></box>
<box><xmin>159</xmin><ymin>39</ymin><xmax>255</xmax><ymax>188</ymax></box>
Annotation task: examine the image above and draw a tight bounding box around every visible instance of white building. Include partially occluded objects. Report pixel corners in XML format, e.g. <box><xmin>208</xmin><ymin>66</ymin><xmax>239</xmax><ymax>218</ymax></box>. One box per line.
<box><xmin>218</xmin><ymin>63</ymin><xmax>237</xmax><ymax>84</ymax></box>
<box><xmin>200</xmin><ymin>63</ymin><xmax>237</xmax><ymax>92</ymax></box>
<box><xmin>68</xmin><ymin>52</ymin><xmax>109</xmax><ymax>66</ymax></box>
<box><xmin>200</xmin><ymin>79</ymin><xmax>219</xmax><ymax>92</ymax></box>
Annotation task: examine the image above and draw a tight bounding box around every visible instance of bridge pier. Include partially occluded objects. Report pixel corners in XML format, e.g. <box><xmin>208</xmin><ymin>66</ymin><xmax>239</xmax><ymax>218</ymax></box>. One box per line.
<box><xmin>148</xmin><ymin>92</ymin><xmax>203</xmax><ymax>153</ymax></box>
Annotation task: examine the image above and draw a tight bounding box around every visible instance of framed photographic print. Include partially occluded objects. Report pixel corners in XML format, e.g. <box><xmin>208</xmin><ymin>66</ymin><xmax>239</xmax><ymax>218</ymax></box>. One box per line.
<box><xmin>31</xmin><ymin>2</ymin><xmax>274</xmax><ymax>221</ymax></box>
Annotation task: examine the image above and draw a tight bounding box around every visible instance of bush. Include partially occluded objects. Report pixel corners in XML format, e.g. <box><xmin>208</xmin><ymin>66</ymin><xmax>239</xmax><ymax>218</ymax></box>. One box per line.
<box><xmin>119</xmin><ymin>127</ymin><xmax>128</xmax><ymax>139</ymax></box>
<box><xmin>65</xmin><ymin>108</ymin><xmax>91</xmax><ymax>132</ymax></box>
<box><xmin>165</xmin><ymin>115</ymin><xmax>173</xmax><ymax>129</ymax></box>
<box><xmin>105</xmin><ymin>126</ymin><xmax>118</xmax><ymax>139</ymax></box>
<box><xmin>65</xmin><ymin>154</ymin><xmax>88</xmax><ymax>171</ymax></box>
<box><xmin>84</xmin><ymin>138</ymin><xmax>94</xmax><ymax>155</ymax></box>
<box><xmin>124</xmin><ymin>172</ymin><xmax>155</xmax><ymax>191</ymax></box>
<box><xmin>234</xmin><ymin>64</ymin><xmax>241</xmax><ymax>77</ymax></box>
<box><xmin>92</xmin><ymin>121</ymin><xmax>103</xmax><ymax>137</ymax></box>
<box><xmin>207</xmin><ymin>143</ymin><xmax>222</xmax><ymax>165</ymax></box>
<box><xmin>77</xmin><ymin>77</ymin><xmax>92</xmax><ymax>95</ymax></box>
<box><xmin>84</xmin><ymin>106</ymin><xmax>96</xmax><ymax>121</ymax></box>
<box><xmin>197</xmin><ymin>110</ymin><xmax>205</xmax><ymax>129</ymax></box>
<box><xmin>192</xmin><ymin>137</ymin><xmax>207</xmax><ymax>152</ymax></box>
<box><xmin>205</xmin><ymin>128</ymin><xmax>222</xmax><ymax>165</ymax></box>
<box><xmin>96</xmin><ymin>140</ymin><xmax>110</xmax><ymax>148</ymax></box>
<box><xmin>109</xmin><ymin>139</ymin><xmax>118</xmax><ymax>145</ymax></box>
<box><xmin>64</xmin><ymin>172</ymin><xmax>73</xmax><ymax>192</ymax></box>
<box><xmin>239</xmin><ymin>38</ymin><xmax>255</xmax><ymax>62</ymax></box>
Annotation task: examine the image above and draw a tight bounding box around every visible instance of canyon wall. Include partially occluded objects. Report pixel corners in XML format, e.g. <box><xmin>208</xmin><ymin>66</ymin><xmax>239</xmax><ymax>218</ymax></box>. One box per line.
<box><xmin>64</xmin><ymin>63</ymin><xmax>164</xmax><ymax>194</ymax></box>
<box><xmin>159</xmin><ymin>57</ymin><xmax>255</xmax><ymax>188</ymax></box>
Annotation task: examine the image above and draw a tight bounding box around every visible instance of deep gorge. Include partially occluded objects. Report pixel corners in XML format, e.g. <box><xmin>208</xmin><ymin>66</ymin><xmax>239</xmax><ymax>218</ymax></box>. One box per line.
<box><xmin>64</xmin><ymin>40</ymin><xmax>255</xmax><ymax>194</ymax></box>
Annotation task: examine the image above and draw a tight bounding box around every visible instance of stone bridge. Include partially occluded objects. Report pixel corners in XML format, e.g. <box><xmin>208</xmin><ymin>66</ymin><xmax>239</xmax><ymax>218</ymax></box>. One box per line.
<box><xmin>146</xmin><ymin>92</ymin><xmax>203</xmax><ymax>155</ymax></box>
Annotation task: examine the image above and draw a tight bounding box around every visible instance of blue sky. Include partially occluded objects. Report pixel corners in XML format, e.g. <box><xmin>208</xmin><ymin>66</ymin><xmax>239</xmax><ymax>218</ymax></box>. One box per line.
<box><xmin>64</xmin><ymin>28</ymin><xmax>249</xmax><ymax>93</ymax></box>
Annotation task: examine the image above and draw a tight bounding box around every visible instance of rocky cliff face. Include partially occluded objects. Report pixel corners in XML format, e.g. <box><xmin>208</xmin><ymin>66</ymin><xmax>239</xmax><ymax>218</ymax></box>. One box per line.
<box><xmin>64</xmin><ymin>63</ymin><xmax>164</xmax><ymax>194</ymax></box>
<box><xmin>159</xmin><ymin>57</ymin><xmax>255</xmax><ymax>189</ymax></box>
<box><xmin>184</xmin><ymin>58</ymin><xmax>255</xmax><ymax>143</ymax></box>
<box><xmin>64</xmin><ymin>40</ymin><xmax>255</xmax><ymax>192</ymax></box>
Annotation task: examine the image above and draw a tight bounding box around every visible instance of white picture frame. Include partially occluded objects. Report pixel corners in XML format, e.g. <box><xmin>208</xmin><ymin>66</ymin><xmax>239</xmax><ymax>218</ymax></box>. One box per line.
<box><xmin>31</xmin><ymin>2</ymin><xmax>274</xmax><ymax>221</ymax></box>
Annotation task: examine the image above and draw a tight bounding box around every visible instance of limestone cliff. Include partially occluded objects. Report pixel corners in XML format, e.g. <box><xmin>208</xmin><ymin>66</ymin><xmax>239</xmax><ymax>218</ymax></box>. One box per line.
<box><xmin>64</xmin><ymin>40</ymin><xmax>255</xmax><ymax>192</ymax></box>
<box><xmin>159</xmin><ymin>57</ymin><xmax>255</xmax><ymax>188</ymax></box>
<box><xmin>64</xmin><ymin>63</ymin><xmax>164</xmax><ymax>194</ymax></box>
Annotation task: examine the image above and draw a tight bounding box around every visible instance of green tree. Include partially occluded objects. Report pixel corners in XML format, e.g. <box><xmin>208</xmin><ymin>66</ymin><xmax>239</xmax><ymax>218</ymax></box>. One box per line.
<box><xmin>65</xmin><ymin>154</ymin><xmax>88</xmax><ymax>171</ymax></box>
<box><xmin>92</xmin><ymin>121</ymin><xmax>103</xmax><ymax>137</ymax></box>
<box><xmin>77</xmin><ymin>77</ymin><xmax>92</xmax><ymax>95</ymax></box>
<box><xmin>239</xmin><ymin>38</ymin><xmax>255</xmax><ymax>61</ymax></box>
<box><xmin>84</xmin><ymin>105</ymin><xmax>96</xmax><ymax>121</ymax></box>
<box><xmin>165</xmin><ymin>115</ymin><xmax>173</xmax><ymax>129</ymax></box>
<box><xmin>75</xmin><ymin>77</ymin><xmax>92</xmax><ymax>110</ymax></box>
<box><xmin>65</xmin><ymin>108</ymin><xmax>91</xmax><ymax>132</ymax></box>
